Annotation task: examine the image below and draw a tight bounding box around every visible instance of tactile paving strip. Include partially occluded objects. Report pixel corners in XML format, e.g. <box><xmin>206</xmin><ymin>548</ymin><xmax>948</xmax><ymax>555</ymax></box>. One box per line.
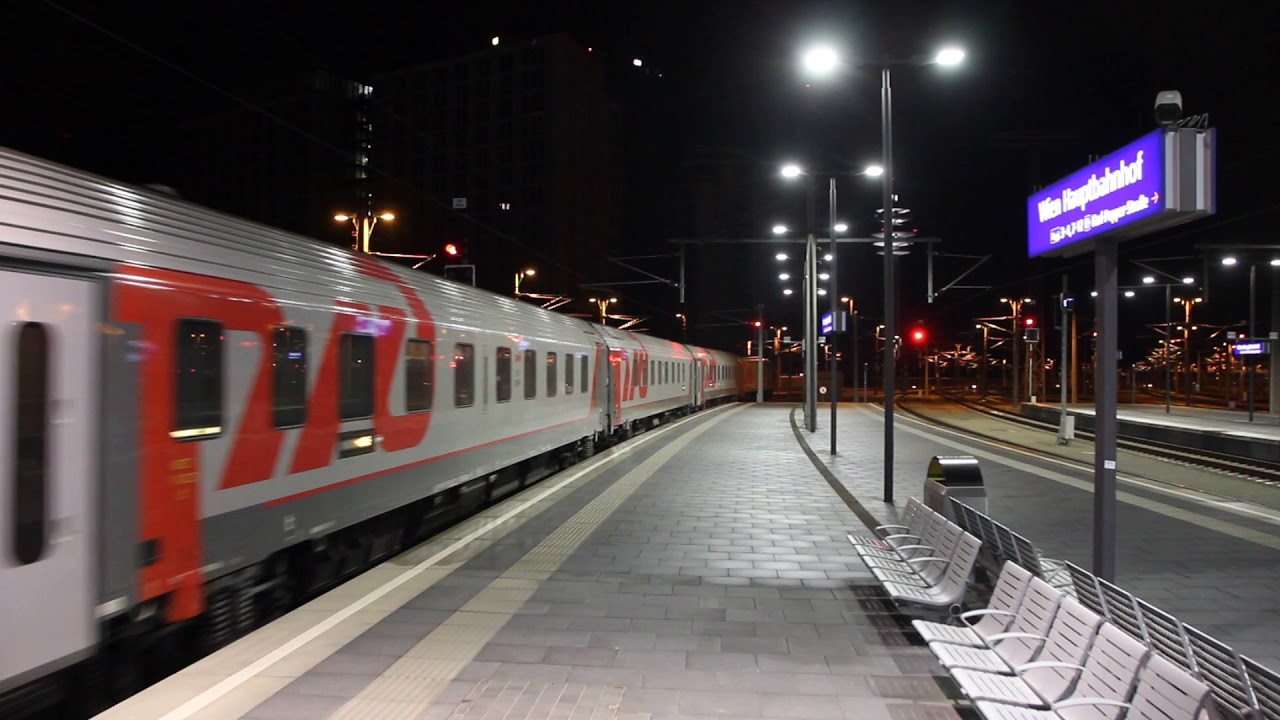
<box><xmin>445</xmin><ymin>681</ymin><xmax>625</xmax><ymax>719</ymax></box>
<box><xmin>886</xmin><ymin>703</ymin><xmax>968</xmax><ymax>720</ymax></box>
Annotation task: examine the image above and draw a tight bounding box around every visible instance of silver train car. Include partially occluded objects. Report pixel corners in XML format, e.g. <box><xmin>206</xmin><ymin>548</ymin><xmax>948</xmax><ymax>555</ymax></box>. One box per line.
<box><xmin>0</xmin><ymin>147</ymin><xmax>740</xmax><ymax>711</ymax></box>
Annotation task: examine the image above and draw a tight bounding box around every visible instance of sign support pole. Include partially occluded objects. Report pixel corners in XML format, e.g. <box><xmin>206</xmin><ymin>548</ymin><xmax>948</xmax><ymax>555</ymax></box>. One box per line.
<box><xmin>1094</xmin><ymin>238</ymin><xmax>1119</xmax><ymax>582</ymax></box>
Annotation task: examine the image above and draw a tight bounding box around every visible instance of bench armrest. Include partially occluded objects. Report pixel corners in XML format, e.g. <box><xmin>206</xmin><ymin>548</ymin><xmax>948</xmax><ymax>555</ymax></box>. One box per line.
<box><xmin>1016</xmin><ymin>661</ymin><xmax>1085</xmax><ymax>673</ymax></box>
<box><xmin>985</xmin><ymin>631</ymin><xmax>1048</xmax><ymax>644</ymax></box>
<box><xmin>875</xmin><ymin>523</ymin><xmax>911</xmax><ymax>533</ymax></box>
<box><xmin>886</xmin><ymin>544</ymin><xmax>938</xmax><ymax>554</ymax></box>
<box><xmin>1051</xmin><ymin>698</ymin><xmax>1131</xmax><ymax>711</ymax></box>
<box><xmin>882</xmin><ymin>532</ymin><xmax>923</xmax><ymax>542</ymax></box>
<box><xmin>904</xmin><ymin>557</ymin><xmax>952</xmax><ymax>567</ymax></box>
<box><xmin>959</xmin><ymin>608</ymin><xmax>1015</xmax><ymax>624</ymax></box>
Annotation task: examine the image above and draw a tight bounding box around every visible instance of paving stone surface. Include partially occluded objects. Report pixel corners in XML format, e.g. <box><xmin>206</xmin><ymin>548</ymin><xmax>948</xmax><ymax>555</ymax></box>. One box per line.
<box><xmin>238</xmin><ymin>405</ymin><xmax>959</xmax><ymax>719</ymax></box>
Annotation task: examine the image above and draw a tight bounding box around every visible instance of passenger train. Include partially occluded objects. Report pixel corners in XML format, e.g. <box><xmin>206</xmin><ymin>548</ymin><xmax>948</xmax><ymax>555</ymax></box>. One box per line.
<box><xmin>0</xmin><ymin>147</ymin><xmax>740</xmax><ymax>712</ymax></box>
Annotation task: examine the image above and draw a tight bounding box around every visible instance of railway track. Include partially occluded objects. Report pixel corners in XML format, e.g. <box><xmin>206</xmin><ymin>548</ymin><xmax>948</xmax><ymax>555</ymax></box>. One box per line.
<box><xmin>898</xmin><ymin>393</ymin><xmax>1280</xmax><ymax>487</ymax></box>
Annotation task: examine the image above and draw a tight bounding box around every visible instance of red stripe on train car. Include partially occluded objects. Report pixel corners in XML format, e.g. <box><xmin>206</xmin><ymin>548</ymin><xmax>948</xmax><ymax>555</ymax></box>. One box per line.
<box><xmin>113</xmin><ymin>265</ymin><xmax>285</xmax><ymax>621</ymax></box>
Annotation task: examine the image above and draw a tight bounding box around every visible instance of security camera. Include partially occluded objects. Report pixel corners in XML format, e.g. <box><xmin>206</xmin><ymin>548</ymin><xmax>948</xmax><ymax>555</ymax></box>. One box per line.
<box><xmin>1154</xmin><ymin>90</ymin><xmax>1183</xmax><ymax>127</ymax></box>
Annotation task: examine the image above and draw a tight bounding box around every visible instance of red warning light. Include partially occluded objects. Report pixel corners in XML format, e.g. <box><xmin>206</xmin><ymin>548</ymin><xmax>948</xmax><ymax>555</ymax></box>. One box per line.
<box><xmin>1024</xmin><ymin>316</ymin><xmax>1036</xmax><ymax>327</ymax></box>
<box><xmin>752</xmin><ymin>320</ymin><xmax>763</xmax><ymax>328</ymax></box>
<box><xmin>444</xmin><ymin>243</ymin><xmax>460</xmax><ymax>256</ymax></box>
<box><xmin>911</xmin><ymin>329</ymin><xmax>927</xmax><ymax>344</ymax></box>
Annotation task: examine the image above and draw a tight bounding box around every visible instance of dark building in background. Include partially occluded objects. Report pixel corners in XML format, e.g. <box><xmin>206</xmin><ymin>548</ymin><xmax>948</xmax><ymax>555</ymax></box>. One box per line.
<box><xmin>175</xmin><ymin>71</ymin><xmax>372</xmax><ymax>246</ymax></box>
<box><xmin>374</xmin><ymin>34</ymin><xmax>620</xmax><ymax>295</ymax></box>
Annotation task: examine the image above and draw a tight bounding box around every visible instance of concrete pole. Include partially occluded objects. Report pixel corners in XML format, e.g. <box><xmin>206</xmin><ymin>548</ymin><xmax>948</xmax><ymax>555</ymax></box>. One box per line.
<box><xmin>881</xmin><ymin>65</ymin><xmax>897</xmax><ymax>503</ymax></box>
<box><xmin>829</xmin><ymin>177</ymin><xmax>839</xmax><ymax>454</ymax></box>
<box><xmin>1093</xmin><ymin>238</ymin><xmax>1119</xmax><ymax>582</ymax></box>
<box><xmin>1071</xmin><ymin>312</ymin><xmax>1079</xmax><ymax>404</ymax></box>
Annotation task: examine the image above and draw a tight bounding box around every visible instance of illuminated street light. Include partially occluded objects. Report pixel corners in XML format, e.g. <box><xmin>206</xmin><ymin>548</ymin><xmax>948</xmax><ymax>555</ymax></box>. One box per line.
<box><xmin>587</xmin><ymin>296</ymin><xmax>618</xmax><ymax>325</ymax></box>
<box><xmin>935</xmin><ymin>46</ymin><xmax>966</xmax><ymax>66</ymax></box>
<box><xmin>833</xmin><ymin>223</ymin><xmax>848</xmax><ymax>233</ymax></box>
<box><xmin>779</xmin><ymin>273</ymin><xmax>791</xmax><ymax>280</ymax></box>
<box><xmin>1123</xmin><ymin>290</ymin><xmax>1136</xmax><ymax>298</ymax></box>
<box><xmin>1142</xmin><ymin>276</ymin><xmax>1156</xmax><ymax>284</ymax></box>
<box><xmin>818</xmin><ymin>272</ymin><xmax>830</xmax><ymax>280</ymax></box>
<box><xmin>514</xmin><ymin>267</ymin><xmax>536</xmax><ymax>295</ymax></box>
<box><xmin>802</xmin><ymin>45</ymin><xmax>839</xmax><ymax>75</ymax></box>
<box><xmin>775</xmin><ymin>252</ymin><xmax>789</xmax><ymax>261</ymax></box>
<box><xmin>1222</xmin><ymin>256</ymin><xmax>1238</xmax><ymax>266</ymax></box>
<box><xmin>773</xmin><ymin>224</ymin><xmax>789</xmax><ymax>235</ymax></box>
<box><xmin>863</xmin><ymin>164</ymin><xmax>884</xmax><ymax>177</ymax></box>
<box><xmin>334</xmin><ymin>210</ymin><xmax>396</xmax><ymax>254</ymax></box>
<box><xmin>810</xmin><ymin>42</ymin><xmax>966</xmax><ymax>498</ymax></box>
<box><xmin>823</xmin><ymin>253</ymin><xmax>833</xmax><ymax>261</ymax></box>
<box><xmin>783</xmin><ymin>288</ymin><xmax>794</xmax><ymax>296</ymax></box>
<box><xmin>1182</xmin><ymin>276</ymin><xmax>1196</xmax><ymax>284</ymax></box>
<box><xmin>780</xmin><ymin>164</ymin><xmax>803</xmax><ymax>179</ymax></box>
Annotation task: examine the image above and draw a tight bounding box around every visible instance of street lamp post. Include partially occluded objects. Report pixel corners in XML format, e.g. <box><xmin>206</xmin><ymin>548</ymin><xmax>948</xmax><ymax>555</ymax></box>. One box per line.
<box><xmin>334</xmin><ymin>211</ymin><xmax>396</xmax><ymax>254</ymax></box>
<box><xmin>514</xmin><ymin>267</ymin><xmax>536</xmax><ymax>295</ymax></box>
<box><xmin>877</xmin><ymin>48</ymin><xmax>962</xmax><ymax>501</ymax></box>
<box><xmin>1001</xmin><ymin>297</ymin><xmax>1033</xmax><ymax>408</ymax></box>
<box><xmin>780</xmin><ymin>165</ymin><xmax>820</xmax><ymax>432</ymax></box>
<box><xmin>828</xmin><ymin>177</ymin><xmax>839</xmax><ymax>453</ymax></box>
<box><xmin>588</xmin><ymin>296</ymin><xmax>617</xmax><ymax>325</ymax></box>
<box><xmin>976</xmin><ymin>324</ymin><xmax>990</xmax><ymax>398</ymax></box>
<box><xmin>842</xmin><ymin>296</ymin><xmax>858</xmax><ymax>402</ymax></box>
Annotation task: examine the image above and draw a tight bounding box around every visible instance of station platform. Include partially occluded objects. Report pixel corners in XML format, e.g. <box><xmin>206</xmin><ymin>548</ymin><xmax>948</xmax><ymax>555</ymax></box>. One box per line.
<box><xmin>95</xmin><ymin>399</ymin><xmax>1280</xmax><ymax>720</ymax></box>
<box><xmin>97</xmin><ymin>404</ymin><xmax>954</xmax><ymax>720</ymax></box>
<box><xmin>1029</xmin><ymin>401</ymin><xmax>1280</xmax><ymax>437</ymax></box>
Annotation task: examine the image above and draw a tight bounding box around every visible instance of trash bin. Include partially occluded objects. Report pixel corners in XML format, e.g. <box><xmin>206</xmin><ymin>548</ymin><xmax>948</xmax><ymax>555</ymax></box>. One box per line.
<box><xmin>923</xmin><ymin>455</ymin><xmax>987</xmax><ymax>522</ymax></box>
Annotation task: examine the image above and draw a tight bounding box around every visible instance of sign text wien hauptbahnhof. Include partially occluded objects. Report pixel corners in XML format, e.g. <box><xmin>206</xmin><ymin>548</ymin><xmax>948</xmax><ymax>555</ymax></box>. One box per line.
<box><xmin>1027</xmin><ymin>127</ymin><xmax>1216</xmax><ymax>258</ymax></box>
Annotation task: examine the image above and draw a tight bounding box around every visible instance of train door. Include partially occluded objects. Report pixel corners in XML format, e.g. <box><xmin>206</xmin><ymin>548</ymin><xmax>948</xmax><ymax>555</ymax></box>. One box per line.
<box><xmin>691</xmin><ymin>360</ymin><xmax>702</xmax><ymax>407</ymax></box>
<box><xmin>0</xmin><ymin>269</ymin><xmax>98</xmax><ymax>691</ymax></box>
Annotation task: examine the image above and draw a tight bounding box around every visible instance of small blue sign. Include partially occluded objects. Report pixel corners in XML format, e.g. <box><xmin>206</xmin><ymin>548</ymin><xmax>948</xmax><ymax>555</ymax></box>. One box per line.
<box><xmin>1232</xmin><ymin>341</ymin><xmax>1268</xmax><ymax>357</ymax></box>
<box><xmin>821</xmin><ymin>312</ymin><xmax>834</xmax><ymax>335</ymax></box>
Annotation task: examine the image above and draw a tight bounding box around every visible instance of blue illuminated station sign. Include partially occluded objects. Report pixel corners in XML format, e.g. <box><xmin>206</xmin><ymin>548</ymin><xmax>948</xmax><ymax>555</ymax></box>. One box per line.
<box><xmin>1027</xmin><ymin>128</ymin><xmax>1216</xmax><ymax>258</ymax></box>
<box><xmin>1232</xmin><ymin>341</ymin><xmax>1269</xmax><ymax>357</ymax></box>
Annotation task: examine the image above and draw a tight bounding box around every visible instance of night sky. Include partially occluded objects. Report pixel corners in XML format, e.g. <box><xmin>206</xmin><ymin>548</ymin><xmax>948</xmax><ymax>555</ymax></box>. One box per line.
<box><xmin>5</xmin><ymin>0</ymin><xmax>1278</xmax><ymax>357</ymax></box>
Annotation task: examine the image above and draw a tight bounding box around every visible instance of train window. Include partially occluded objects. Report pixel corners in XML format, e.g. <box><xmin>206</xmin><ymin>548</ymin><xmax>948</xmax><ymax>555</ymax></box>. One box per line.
<box><xmin>564</xmin><ymin>351</ymin><xmax>574</xmax><ymax>395</ymax></box>
<box><xmin>174</xmin><ymin>318</ymin><xmax>223</xmax><ymax>439</ymax></box>
<box><xmin>13</xmin><ymin>322</ymin><xmax>48</xmax><ymax>565</ymax></box>
<box><xmin>632</xmin><ymin>356</ymin><xmax>639</xmax><ymax>387</ymax></box>
<box><xmin>496</xmin><ymin>346</ymin><xmax>512</xmax><ymax>403</ymax></box>
<box><xmin>454</xmin><ymin>343</ymin><xmax>475</xmax><ymax>407</ymax></box>
<box><xmin>339</xmin><ymin>333</ymin><xmax>374</xmax><ymax>419</ymax></box>
<box><xmin>580</xmin><ymin>354</ymin><xmax>588</xmax><ymax>393</ymax></box>
<box><xmin>523</xmin><ymin>349</ymin><xmax>537</xmax><ymax>399</ymax></box>
<box><xmin>546</xmin><ymin>352</ymin><xmax>558</xmax><ymax>397</ymax></box>
<box><xmin>272</xmin><ymin>326</ymin><xmax>307</xmax><ymax>428</ymax></box>
<box><xmin>406</xmin><ymin>339</ymin><xmax>433</xmax><ymax>412</ymax></box>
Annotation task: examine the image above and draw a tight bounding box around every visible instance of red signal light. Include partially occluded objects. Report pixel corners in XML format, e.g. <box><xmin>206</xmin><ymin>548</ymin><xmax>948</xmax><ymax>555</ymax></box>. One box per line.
<box><xmin>752</xmin><ymin>320</ymin><xmax>762</xmax><ymax>328</ymax></box>
<box><xmin>1024</xmin><ymin>316</ymin><xmax>1036</xmax><ymax>327</ymax></box>
<box><xmin>444</xmin><ymin>243</ymin><xmax>460</xmax><ymax>256</ymax></box>
<box><xmin>911</xmin><ymin>329</ymin><xmax>926</xmax><ymax>343</ymax></box>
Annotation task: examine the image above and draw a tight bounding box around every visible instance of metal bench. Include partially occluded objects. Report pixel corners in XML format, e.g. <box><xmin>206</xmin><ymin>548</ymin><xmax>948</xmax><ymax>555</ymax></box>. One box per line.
<box><xmin>973</xmin><ymin>633</ymin><xmax>1211</xmax><ymax>720</ymax></box>
<box><xmin>913</xmin><ymin>562</ymin><xmax>1034</xmax><ymax>648</ymax></box>
<box><xmin>949</xmin><ymin>596</ymin><xmax>1104</xmax><ymax>707</ymax></box>
<box><xmin>878</xmin><ymin>531</ymin><xmax>982</xmax><ymax>619</ymax></box>
<box><xmin>930</xmin><ymin>577</ymin><xmax>1063</xmax><ymax>673</ymax></box>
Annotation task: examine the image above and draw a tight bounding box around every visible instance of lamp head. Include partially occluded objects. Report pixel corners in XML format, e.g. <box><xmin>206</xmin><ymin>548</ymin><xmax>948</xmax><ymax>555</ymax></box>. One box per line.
<box><xmin>801</xmin><ymin>46</ymin><xmax>839</xmax><ymax>76</ymax></box>
<box><xmin>935</xmin><ymin>46</ymin><xmax>966</xmax><ymax>66</ymax></box>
